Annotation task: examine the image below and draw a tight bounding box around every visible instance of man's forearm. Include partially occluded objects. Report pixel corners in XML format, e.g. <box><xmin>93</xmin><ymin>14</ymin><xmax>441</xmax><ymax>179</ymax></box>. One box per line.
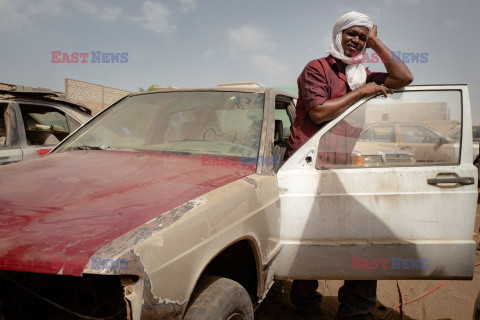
<box><xmin>308</xmin><ymin>82</ymin><xmax>393</xmax><ymax>124</ymax></box>
<box><xmin>308</xmin><ymin>89</ymin><xmax>364</xmax><ymax>124</ymax></box>
<box><xmin>368</xmin><ymin>37</ymin><xmax>413</xmax><ymax>88</ymax></box>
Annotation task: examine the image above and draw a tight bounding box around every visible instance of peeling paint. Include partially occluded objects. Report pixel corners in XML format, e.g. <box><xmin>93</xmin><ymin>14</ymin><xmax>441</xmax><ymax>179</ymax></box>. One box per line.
<box><xmin>120</xmin><ymin>251</ymin><xmax>185</xmax><ymax>319</ymax></box>
<box><xmin>86</xmin><ymin>197</ymin><xmax>206</xmax><ymax>274</ymax></box>
<box><xmin>83</xmin><ymin>198</ymin><xmax>206</xmax><ymax>318</ymax></box>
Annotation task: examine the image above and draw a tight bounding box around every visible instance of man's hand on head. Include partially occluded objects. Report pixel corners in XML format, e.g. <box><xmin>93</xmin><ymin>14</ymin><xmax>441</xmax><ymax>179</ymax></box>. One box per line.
<box><xmin>366</xmin><ymin>24</ymin><xmax>378</xmax><ymax>48</ymax></box>
<box><xmin>364</xmin><ymin>24</ymin><xmax>414</xmax><ymax>88</ymax></box>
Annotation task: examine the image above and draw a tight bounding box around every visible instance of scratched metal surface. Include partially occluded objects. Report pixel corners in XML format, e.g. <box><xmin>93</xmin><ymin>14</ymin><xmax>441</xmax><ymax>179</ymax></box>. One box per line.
<box><xmin>0</xmin><ymin>150</ymin><xmax>254</xmax><ymax>276</ymax></box>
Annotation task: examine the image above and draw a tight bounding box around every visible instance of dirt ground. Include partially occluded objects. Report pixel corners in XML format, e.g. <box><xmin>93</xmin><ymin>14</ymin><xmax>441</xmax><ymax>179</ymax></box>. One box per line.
<box><xmin>255</xmin><ymin>204</ymin><xmax>480</xmax><ymax>320</ymax></box>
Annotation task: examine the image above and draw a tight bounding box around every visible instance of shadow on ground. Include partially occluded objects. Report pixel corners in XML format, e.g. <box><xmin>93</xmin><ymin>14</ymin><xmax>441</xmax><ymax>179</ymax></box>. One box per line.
<box><xmin>255</xmin><ymin>280</ymin><xmax>428</xmax><ymax>320</ymax></box>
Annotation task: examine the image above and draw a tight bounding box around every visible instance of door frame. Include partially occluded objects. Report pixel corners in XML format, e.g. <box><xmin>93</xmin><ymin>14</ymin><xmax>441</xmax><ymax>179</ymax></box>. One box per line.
<box><xmin>275</xmin><ymin>85</ymin><xmax>477</xmax><ymax>280</ymax></box>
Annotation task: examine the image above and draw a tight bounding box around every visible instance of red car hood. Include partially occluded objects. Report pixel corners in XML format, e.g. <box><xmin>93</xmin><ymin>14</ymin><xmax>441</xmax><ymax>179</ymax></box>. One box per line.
<box><xmin>0</xmin><ymin>151</ymin><xmax>254</xmax><ymax>276</ymax></box>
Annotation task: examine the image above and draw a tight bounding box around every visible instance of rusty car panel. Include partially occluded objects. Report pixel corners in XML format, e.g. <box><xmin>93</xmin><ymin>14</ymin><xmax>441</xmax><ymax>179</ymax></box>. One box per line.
<box><xmin>81</xmin><ymin>174</ymin><xmax>280</xmax><ymax>319</ymax></box>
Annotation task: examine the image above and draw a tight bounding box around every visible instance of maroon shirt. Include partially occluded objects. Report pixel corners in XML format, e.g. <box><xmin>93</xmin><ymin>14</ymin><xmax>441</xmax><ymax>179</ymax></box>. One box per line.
<box><xmin>286</xmin><ymin>55</ymin><xmax>388</xmax><ymax>157</ymax></box>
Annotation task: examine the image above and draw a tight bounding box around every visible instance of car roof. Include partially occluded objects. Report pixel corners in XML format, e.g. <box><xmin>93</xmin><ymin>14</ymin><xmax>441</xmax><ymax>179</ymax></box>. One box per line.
<box><xmin>0</xmin><ymin>84</ymin><xmax>92</xmax><ymax>115</ymax></box>
<box><xmin>127</xmin><ymin>87</ymin><xmax>297</xmax><ymax>99</ymax></box>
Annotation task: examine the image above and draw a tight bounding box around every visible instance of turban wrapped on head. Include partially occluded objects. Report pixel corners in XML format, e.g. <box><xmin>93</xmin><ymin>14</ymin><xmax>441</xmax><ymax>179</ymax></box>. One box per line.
<box><xmin>327</xmin><ymin>11</ymin><xmax>373</xmax><ymax>90</ymax></box>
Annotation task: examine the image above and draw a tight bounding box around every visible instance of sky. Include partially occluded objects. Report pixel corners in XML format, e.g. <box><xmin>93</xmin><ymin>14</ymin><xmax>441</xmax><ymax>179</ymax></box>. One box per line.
<box><xmin>1</xmin><ymin>0</ymin><xmax>479</xmax><ymax>123</ymax></box>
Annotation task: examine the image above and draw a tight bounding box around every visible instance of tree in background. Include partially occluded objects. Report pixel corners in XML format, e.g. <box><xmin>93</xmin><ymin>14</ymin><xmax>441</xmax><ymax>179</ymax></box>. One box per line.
<box><xmin>138</xmin><ymin>84</ymin><xmax>160</xmax><ymax>92</ymax></box>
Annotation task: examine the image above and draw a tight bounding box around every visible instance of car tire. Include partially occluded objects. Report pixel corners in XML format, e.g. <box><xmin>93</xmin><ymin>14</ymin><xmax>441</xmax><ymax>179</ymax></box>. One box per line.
<box><xmin>183</xmin><ymin>275</ymin><xmax>254</xmax><ymax>320</ymax></box>
<box><xmin>474</xmin><ymin>290</ymin><xmax>480</xmax><ymax>320</ymax></box>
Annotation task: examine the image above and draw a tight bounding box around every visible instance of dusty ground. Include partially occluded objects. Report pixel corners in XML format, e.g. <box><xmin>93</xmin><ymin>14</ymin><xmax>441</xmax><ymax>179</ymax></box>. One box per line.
<box><xmin>255</xmin><ymin>204</ymin><xmax>480</xmax><ymax>320</ymax></box>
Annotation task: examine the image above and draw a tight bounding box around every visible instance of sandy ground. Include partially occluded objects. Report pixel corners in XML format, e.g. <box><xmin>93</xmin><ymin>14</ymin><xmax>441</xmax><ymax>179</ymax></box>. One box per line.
<box><xmin>255</xmin><ymin>204</ymin><xmax>480</xmax><ymax>320</ymax></box>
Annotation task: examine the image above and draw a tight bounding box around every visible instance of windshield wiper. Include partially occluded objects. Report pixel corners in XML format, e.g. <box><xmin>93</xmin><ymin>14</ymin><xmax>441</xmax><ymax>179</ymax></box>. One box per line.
<box><xmin>72</xmin><ymin>145</ymin><xmax>138</xmax><ymax>152</ymax></box>
<box><xmin>74</xmin><ymin>144</ymin><xmax>111</xmax><ymax>150</ymax></box>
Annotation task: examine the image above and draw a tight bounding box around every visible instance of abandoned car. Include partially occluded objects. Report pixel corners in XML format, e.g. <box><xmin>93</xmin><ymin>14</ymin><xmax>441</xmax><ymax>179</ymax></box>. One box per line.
<box><xmin>0</xmin><ymin>84</ymin><xmax>92</xmax><ymax>165</ymax></box>
<box><xmin>357</xmin><ymin>122</ymin><xmax>456</xmax><ymax>163</ymax></box>
<box><xmin>0</xmin><ymin>86</ymin><xmax>477</xmax><ymax>319</ymax></box>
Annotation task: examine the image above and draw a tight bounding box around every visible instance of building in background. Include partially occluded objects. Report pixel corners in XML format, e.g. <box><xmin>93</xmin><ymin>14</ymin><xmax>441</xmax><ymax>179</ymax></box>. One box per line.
<box><xmin>65</xmin><ymin>78</ymin><xmax>131</xmax><ymax>115</ymax></box>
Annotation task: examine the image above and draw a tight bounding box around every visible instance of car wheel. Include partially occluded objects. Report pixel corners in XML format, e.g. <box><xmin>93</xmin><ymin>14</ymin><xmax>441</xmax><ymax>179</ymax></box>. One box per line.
<box><xmin>474</xmin><ymin>290</ymin><xmax>480</xmax><ymax>320</ymax></box>
<box><xmin>183</xmin><ymin>275</ymin><xmax>253</xmax><ymax>320</ymax></box>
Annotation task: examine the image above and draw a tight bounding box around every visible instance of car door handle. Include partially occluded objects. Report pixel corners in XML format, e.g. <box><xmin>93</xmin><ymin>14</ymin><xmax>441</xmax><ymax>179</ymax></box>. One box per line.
<box><xmin>427</xmin><ymin>177</ymin><xmax>475</xmax><ymax>186</ymax></box>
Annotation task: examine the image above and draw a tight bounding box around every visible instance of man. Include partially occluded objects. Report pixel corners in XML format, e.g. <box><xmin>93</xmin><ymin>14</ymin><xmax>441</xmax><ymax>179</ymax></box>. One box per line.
<box><xmin>286</xmin><ymin>11</ymin><xmax>413</xmax><ymax>320</ymax></box>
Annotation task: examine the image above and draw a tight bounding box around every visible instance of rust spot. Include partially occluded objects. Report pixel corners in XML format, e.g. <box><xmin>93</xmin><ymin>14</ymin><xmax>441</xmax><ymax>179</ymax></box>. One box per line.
<box><xmin>126</xmin><ymin>286</ymin><xmax>133</xmax><ymax>295</ymax></box>
<box><xmin>141</xmin><ymin>300</ymin><xmax>185</xmax><ymax>320</ymax></box>
<box><xmin>120</xmin><ymin>251</ymin><xmax>185</xmax><ymax>319</ymax></box>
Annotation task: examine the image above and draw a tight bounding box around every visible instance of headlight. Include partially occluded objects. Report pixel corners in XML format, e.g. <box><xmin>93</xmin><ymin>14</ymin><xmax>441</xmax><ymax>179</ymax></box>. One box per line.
<box><xmin>362</xmin><ymin>155</ymin><xmax>383</xmax><ymax>164</ymax></box>
<box><xmin>352</xmin><ymin>154</ymin><xmax>364</xmax><ymax>165</ymax></box>
<box><xmin>352</xmin><ymin>152</ymin><xmax>384</xmax><ymax>166</ymax></box>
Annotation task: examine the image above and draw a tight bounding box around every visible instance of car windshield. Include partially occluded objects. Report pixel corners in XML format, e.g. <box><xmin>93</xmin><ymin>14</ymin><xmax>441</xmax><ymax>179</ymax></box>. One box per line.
<box><xmin>55</xmin><ymin>91</ymin><xmax>265</xmax><ymax>160</ymax></box>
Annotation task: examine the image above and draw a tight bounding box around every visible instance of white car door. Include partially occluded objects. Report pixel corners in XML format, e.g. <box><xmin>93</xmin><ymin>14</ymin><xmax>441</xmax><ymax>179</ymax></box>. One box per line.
<box><xmin>275</xmin><ymin>85</ymin><xmax>477</xmax><ymax>280</ymax></box>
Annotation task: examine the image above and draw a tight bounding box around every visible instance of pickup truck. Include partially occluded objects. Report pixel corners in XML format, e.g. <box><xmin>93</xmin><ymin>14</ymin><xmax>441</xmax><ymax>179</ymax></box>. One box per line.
<box><xmin>0</xmin><ymin>85</ymin><xmax>477</xmax><ymax>319</ymax></box>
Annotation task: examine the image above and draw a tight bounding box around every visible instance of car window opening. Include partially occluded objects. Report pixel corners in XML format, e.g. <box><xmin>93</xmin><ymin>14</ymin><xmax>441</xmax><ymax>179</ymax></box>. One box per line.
<box><xmin>20</xmin><ymin>104</ymin><xmax>70</xmax><ymax>146</ymax></box>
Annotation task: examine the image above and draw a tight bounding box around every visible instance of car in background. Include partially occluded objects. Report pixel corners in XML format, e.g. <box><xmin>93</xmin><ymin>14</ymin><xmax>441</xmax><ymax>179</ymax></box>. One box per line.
<box><xmin>0</xmin><ymin>84</ymin><xmax>92</xmax><ymax>165</ymax></box>
<box><xmin>352</xmin><ymin>142</ymin><xmax>415</xmax><ymax>166</ymax></box>
<box><xmin>357</xmin><ymin>122</ymin><xmax>455</xmax><ymax>163</ymax></box>
<box><xmin>445</xmin><ymin>126</ymin><xmax>480</xmax><ymax>161</ymax></box>
<box><xmin>273</xmin><ymin>112</ymin><xmax>416</xmax><ymax>168</ymax></box>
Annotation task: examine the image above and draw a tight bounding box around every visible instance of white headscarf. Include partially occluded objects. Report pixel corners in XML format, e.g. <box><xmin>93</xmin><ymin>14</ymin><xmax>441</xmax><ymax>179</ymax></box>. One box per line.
<box><xmin>327</xmin><ymin>11</ymin><xmax>373</xmax><ymax>90</ymax></box>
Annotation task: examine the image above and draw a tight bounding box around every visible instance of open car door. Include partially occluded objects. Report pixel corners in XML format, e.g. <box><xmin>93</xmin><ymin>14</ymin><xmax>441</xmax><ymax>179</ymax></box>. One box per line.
<box><xmin>275</xmin><ymin>85</ymin><xmax>477</xmax><ymax>280</ymax></box>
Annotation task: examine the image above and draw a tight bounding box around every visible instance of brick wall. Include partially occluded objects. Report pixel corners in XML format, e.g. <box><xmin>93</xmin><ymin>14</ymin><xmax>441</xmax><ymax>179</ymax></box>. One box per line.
<box><xmin>65</xmin><ymin>78</ymin><xmax>131</xmax><ymax>115</ymax></box>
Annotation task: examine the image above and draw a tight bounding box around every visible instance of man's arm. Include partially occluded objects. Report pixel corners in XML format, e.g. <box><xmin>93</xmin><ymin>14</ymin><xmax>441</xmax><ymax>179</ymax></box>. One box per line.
<box><xmin>308</xmin><ymin>83</ymin><xmax>393</xmax><ymax>124</ymax></box>
<box><xmin>367</xmin><ymin>25</ymin><xmax>414</xmax><ymax>89</ymax></box>
<box><xmin>309</xmin><ymin>25</ymin><xmax>413</xmax><ymax>124</ymax></box>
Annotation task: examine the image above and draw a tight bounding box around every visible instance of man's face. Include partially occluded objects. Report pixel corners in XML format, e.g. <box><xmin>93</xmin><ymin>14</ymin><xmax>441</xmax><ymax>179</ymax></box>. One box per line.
<box><xmin>341</xmin><ymin>26</ymin><xmax>369</xmax><ymax>57</ymax></box>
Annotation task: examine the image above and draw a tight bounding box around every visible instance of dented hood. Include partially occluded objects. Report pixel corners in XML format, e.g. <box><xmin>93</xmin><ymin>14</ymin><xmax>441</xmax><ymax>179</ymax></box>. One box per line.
<box><xmin>0</xmin><ymin>151</ymin><xmax>254</xmax><ymax>276</ymax></box>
